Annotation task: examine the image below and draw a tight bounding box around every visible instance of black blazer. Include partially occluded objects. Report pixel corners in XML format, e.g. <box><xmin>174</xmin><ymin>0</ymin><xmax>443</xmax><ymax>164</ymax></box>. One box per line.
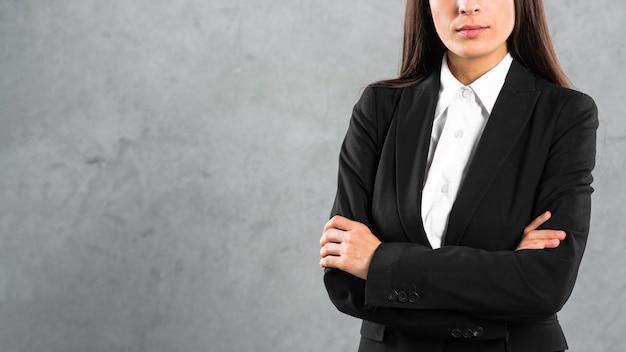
<box><xmin>324</xmin><ymin>60</ymin><xmax>598</xmax><ymax>352</ymax></box>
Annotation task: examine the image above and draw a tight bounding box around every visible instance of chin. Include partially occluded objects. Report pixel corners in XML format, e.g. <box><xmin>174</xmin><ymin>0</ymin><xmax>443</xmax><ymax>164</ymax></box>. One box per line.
<box><xmin>449</xmin><ymin>45</ymin><xmax>505</xmax><ymax>61</ymax></box>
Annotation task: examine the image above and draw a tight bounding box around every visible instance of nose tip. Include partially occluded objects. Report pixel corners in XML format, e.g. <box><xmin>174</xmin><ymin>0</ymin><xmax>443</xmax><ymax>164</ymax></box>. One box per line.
<box><xmin>460</xmin><ymin>4</ymin><xmax>481</xmax><ymax>15</ymax></box>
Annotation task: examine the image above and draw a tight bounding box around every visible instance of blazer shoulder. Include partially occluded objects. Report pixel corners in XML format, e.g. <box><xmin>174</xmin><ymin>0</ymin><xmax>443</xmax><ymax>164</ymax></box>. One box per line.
<box><xmin>510</xmin><ymin>62</ymin><xmax>593</xmax><ymax>107</ymax></box>
<box><xmin>536</xmin><ymin>79</ymin><xmax>597</xmax><ymax>116</ymax></box>
<box><xmin>536</xmin><ymin>79</ymin><xmax>596</xmax><ymax>104</ymax></box>
<box><xmin>353</xmin><ymin>85</ymin><xmax>408</xmax><ymax>126</ymax></box>
<box><xmin>508</xmin><ymin>60</ymin><xmax>597</xmax><ymax>109</ymax></box>
<box><xmin>359</xmin><ymin>85</ymin><xmax>404</xmax><ymax>106</ymax></box>
<box><xmin>363</xmin><ymin>70</ymin><xmax>439</xmax><ymax>102</ymax></box>
<box><xmin>529</xmin><ymin>77</ymin><xmax>599</xmax><ymax>135</ymax></box>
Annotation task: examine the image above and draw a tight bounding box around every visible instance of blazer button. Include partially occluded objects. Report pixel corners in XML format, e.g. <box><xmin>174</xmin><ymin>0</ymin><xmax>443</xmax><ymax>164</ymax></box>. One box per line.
<box><xmin>451</xmin><ymin>329</ymin><xmax>462</xmax><ymax>339</ymax></box>
<box><xmin>408</xmin><ymin>292</ymin><xmax>420</xmax><ymax>303</ymax></box>
<box><xmin>387</xmin><ymin>290</ymin><xmax>398</xmax><ymax>302</ymax></box>
<box><xmin>397</xmin><ymin>291</ymin><xmax>408</xmax><ymax>303</ymax></box>
<box><xmin>462</xmin><ymin>328</ymin><xmax>473</xmax><ymax>339</ymax></box>
<box><xmin>473</xmin><ymin>326</ymin><xmax>485</xmax><ymax>338</ymax></box>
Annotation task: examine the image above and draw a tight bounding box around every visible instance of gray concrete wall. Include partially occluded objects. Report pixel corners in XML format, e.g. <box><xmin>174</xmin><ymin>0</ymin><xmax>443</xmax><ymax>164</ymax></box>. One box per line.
<box><xmin>0</xmin><ymin>1</ymin><xmax>623</xmax><ymax>351</ymax></box>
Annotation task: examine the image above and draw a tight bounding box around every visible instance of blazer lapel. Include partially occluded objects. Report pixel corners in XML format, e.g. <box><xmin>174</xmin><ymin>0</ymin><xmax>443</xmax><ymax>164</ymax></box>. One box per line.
<box><xmin>443</xmin><ymin>61</ymin><xmax>541</xmax><ymax>246</ymax></box>
<box><xmin>395</xmin><ymin>72</ymin><xmax>440</xmax><ymax>245</ymax></box>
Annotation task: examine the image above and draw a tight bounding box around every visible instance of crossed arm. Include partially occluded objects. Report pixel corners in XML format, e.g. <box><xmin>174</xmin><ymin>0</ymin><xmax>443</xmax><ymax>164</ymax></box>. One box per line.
<box><xmin>320</xmin><ymin>210</ymin><xmax>566</xmax><ymax>280</ymax></box>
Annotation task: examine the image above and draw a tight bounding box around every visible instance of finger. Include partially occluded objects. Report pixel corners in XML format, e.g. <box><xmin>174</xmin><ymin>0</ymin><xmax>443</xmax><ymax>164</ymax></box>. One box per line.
<box><xmin>544</xmin><ymin>238</ymin><xmax>562</xmax><ymax>248</ymax></box>
<box><xmin>320</xmin><ymin>242</ymin><xmax>342</xmax><ymax>258</ymax></box>
<box><xmin>320</xmin><ymin>253</ymin><xmax>342</xmax><ymax>269</ymax></box>
<box><xmin>324</xmin><ymin>215</ymin><xmax>355</xmax><ymax>232</ymax></box>
<box><xmin>516</xmin><ymin>242</ymin><xmax>544</xmax><ymax>251</ymax></box>
<box><xmin>524</xmin><ymin>211</ymin><xmax>551</xmax><ymax>233</ymax></box>
<box><xmin>320</xmin><ymin>228</ymin><xmax>346</xmax><ymax>247</ymax></box>
<box><xmin>516</xmin><ymin>238</ymin><xmax>561</xmax><ymax>251</ymax></box>
<box><xmin>524</xmin><ymin>211</ymin><xmax>552</xmax><ymax>233</ymax></box>
<box><xmin>517</xmin><ymin>239</ymin><xmax>550</xmax><ymax>251</ymax></box>
<box><xmin>518</xmin><ymin>241</ymin><xmax>545</xmax><ymax>251</ymax></box>
<box><xmin>554</xmin><ymin>230</ymin><xmax>566</xmax><ymax>240</ymax></box>
<box><xmin>323</xmin><ymin>215</ymin><xmax>345</xmax><ymax>232</ymax></box>
<box><xmin>517</xmin><ymin>230</ymin><xmax>565</xmax><ymax>251</ymax></box>
<box><xmin>526</xmin><ymin>229</ymin><xmax>567</xmax><ymax>242</ymax></box>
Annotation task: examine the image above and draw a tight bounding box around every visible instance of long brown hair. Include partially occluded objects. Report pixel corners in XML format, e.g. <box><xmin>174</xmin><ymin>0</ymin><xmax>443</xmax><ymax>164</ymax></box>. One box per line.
<box><xmin>373</xmin><ymin>0</ymin><xmax>568</xmax><ymax>88</ymax></box>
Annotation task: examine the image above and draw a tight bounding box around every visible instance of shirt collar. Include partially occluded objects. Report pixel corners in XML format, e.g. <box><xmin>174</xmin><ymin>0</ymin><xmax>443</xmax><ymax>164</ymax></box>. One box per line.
<box><xmin>435</xmin><ymin>52</ymin><xmax>513</xmax><ymax>118</ymax></box>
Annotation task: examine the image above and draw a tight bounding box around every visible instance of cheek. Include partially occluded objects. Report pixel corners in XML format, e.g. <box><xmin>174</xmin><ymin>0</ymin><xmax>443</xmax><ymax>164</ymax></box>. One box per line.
<box><xmin>503</xmin><ymin>21</ymin><xmax>515</xmax><ymax>42</ymax></box>
<box><xmin>429</xmin><ymin>11</ymin><xmax>451</xmax><ymax>43</ymax></box>
<box><xmin>501</xmin><ymin>5</ymin><xmax>516</xmax><ymax>35</ymax></box>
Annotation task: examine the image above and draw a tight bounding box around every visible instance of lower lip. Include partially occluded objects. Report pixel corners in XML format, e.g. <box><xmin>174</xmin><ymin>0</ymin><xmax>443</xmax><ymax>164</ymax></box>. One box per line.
<box><xmin>458</xmin><ymin>28</ymin><xmax>487</xmax><ymax>39</ymax></box>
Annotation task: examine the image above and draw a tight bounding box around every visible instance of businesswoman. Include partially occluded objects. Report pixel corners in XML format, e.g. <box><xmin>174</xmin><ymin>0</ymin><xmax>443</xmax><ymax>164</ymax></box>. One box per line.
<box><xmin>319</xmin><ymin>0</ymin><xmax>598</xmax><ymax>351</ymax></box>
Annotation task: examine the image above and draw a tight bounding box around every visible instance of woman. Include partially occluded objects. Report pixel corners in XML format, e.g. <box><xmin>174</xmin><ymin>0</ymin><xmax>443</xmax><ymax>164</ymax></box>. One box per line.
<box><xmin>319</xmin><ymin>0</ymin><xmax>598</xmax><ymax>351</ymax></box>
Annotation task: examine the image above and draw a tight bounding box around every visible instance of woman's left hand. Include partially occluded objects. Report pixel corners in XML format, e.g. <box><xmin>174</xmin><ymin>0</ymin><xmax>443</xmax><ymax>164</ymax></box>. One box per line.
<box><xmin>319</xmin><ymin>215</ymin><xmax>381</xmax><ymax>280</ymax></box>
<box><xmin>515</xmin><ymin>211</ymin><xmax>566</xmax><ymax>251</ymax></box>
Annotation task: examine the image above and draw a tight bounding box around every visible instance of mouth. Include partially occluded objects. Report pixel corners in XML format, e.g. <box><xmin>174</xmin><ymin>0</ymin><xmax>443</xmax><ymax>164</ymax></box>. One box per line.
<box><xmin>456</xmin><ymin>25</ymin><xmax>488</xmax><ymax>39</ymax></box>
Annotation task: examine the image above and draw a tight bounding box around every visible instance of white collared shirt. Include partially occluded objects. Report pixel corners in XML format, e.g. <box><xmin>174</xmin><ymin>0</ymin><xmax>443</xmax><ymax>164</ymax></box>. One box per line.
<box><xmin>421</xmin><ymin>53</ymin><xmax>513</xmax><ymax>249</ymax></box>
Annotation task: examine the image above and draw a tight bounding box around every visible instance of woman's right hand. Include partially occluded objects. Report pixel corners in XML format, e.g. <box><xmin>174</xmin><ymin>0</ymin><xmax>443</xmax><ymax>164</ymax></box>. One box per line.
<box><xmin>516</xmin><ymin>211</ymin><xmax>566</xmax><ymax>251</ymax></box>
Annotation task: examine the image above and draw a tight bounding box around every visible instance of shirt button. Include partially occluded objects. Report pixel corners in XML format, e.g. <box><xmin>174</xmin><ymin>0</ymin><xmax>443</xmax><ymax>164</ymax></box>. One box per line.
<box><xmin>461</xmin><ymin>88</ymin><xmax>472</xmax><ymax>99</ymax></box>
<box><xmin>454</xmin><ymin>130</ymin><xmax>464</xmax><ymax>138</ymax></box>
<box><xmin>441</xmin><ymin>184</ymin><xmax>449</xmax><ymax>193</ymax></box>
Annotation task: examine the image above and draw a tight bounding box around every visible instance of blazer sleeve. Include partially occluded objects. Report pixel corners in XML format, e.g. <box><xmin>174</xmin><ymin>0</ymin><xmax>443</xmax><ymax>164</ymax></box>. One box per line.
<box><xmin>364</xmin><ymin>90</ymin><xmax>598</xmax><ymax>322</ymax></box>
<box><xmin>324</xmin><ymin>87</ymin><xmax>509</xmax><ymax>339</ymax></box>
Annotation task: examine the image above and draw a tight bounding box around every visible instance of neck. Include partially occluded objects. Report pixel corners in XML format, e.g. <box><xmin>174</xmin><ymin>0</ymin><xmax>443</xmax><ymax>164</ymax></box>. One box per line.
<box><xmin>446</xmin><ymin>50</ymin><xmax>508</xmax><ymax>85</ymax></box>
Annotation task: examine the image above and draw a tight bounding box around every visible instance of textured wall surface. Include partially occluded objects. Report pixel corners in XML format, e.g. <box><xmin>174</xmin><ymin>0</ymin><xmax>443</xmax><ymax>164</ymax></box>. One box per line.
<box><xmin>0</xmin><ymin>1</ymin><xmax>623</xmax><ymax>351</ymax></box>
